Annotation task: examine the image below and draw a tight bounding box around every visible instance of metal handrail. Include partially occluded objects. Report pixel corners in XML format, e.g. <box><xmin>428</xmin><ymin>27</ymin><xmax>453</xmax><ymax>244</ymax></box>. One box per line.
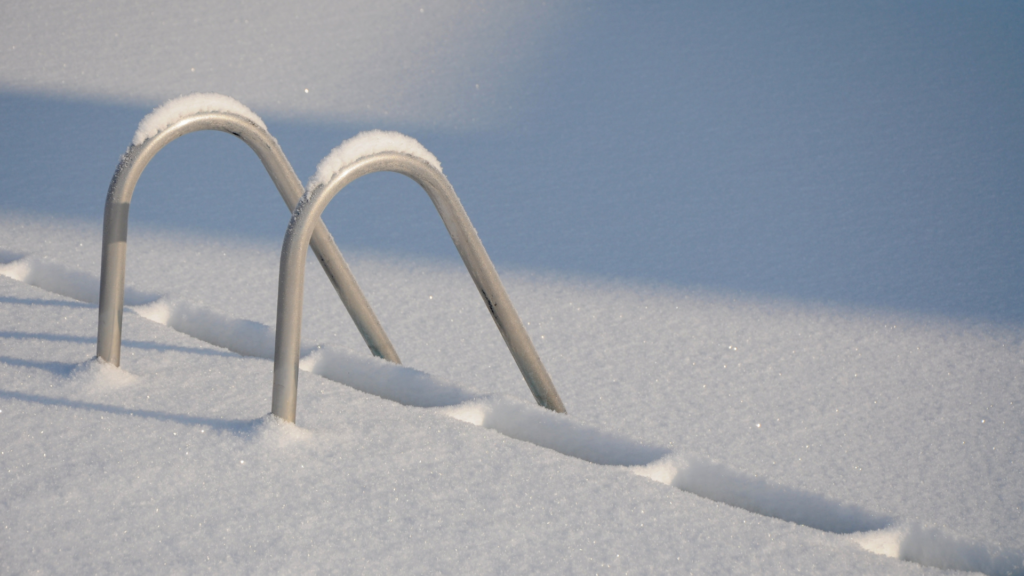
<box><xmin>271</xmin><ymin>151</ymin><xmax>567</xmax><ymax>422</ymax></box>
<box><xmin>97</xmin><ymin>111</ymin><xmax>400</xmax><ymax>366</ymax></box>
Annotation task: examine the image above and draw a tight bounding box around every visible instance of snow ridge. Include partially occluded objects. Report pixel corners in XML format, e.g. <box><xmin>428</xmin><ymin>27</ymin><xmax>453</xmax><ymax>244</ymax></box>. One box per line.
<box><xmin>633</xmin><ymin>456</ymin><xmax>891</xmax><ymax>534</ymax></box>
<box><xmin>0</xmin><ymin>254</ymin><xmax>156</xmax><ymax>305</ymax></box>
<box><xmin>308</xmin><ymin>130</ymin><xmax>442</xmax><ymax>190</ymax></box>
<box><xmin>132</xmin><ymin>298</ymin><xmax>286</xmax><ymax>360</ymax></box>
<box><xmin>132</xmin><ymin>93</ymin><xmax>267</xmax><ymax>146</ymax></box>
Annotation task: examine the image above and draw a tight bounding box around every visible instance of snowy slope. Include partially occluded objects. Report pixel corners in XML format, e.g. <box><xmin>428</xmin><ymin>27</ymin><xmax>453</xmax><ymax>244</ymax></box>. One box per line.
<box><xmin>2</xmin><ymin>1</ymin><xmax>1023</xmax><ymax>574</ymax></box>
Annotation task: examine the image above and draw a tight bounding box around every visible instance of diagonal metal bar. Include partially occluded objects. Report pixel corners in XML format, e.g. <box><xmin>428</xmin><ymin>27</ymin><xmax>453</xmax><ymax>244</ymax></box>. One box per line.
<box><xmin>272</xmin><ymin>151</ymin><xmax>566</xmax><ymax>423</ymax></box>
<box><xmin>97</xmin><ymin>111</ymin><xmax>400</xmax><ymax>366</ymax></box>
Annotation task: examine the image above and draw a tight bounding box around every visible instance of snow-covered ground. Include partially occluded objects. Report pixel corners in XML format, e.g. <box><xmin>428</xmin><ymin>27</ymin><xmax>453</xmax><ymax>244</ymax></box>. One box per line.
<box><xmin>1</xmin><ymin>1</ymin><xmax>1022</xmax><ymax>573</ymax></box>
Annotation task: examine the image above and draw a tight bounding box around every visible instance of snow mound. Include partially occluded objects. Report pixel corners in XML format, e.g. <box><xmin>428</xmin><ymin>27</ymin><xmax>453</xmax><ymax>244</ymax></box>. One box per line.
<box><xmin>132</xmin><ymin>93</ymin><xmax>267</xmax><ymax>146</ymax></box>
<box><xmin>68</xmin><ymin>357</ymin><xmax>138</xmax><ymax>391</ymax></box>
<box><xmin>850</xmin><ymin>523</ymin><xmax>1024</xmax><ymax>575</ymax></box>
<box><xmin>308</xmin><ymin>130</ymin><xmax>442</xmax><ymax>190</ymax></box>
<box><xmin>243</xmin><ymin>414</ymin><xmax>315</xmax><ymax>447</ymax></box>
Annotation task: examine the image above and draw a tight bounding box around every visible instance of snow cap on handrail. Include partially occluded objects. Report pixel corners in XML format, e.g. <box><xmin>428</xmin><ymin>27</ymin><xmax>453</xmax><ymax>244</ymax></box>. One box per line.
<box><xmin>308</xmin><ymin>130</ymin><xmax>442</xmax><ymax>190</ymax></box>
<box><xmin>133</xmin><ymin>93</ymin><xmax>267</xmax><ymax>146</ymax></box>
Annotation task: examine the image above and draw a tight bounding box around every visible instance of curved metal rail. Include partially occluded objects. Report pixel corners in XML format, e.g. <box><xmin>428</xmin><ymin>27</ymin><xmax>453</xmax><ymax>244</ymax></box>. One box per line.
<box><xmin>271</xmin><ymin>151</ymin><xmax>566</xmax><ymax>422</ymax></box>
<box><xmin>97</xmin><ymin>111</ymin><xmax>400</xmax><ymax>366</ymax></box>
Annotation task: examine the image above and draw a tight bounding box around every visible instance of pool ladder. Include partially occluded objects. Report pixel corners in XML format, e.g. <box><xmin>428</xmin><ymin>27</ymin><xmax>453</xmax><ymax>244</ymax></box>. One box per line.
<box><xmin>96</xmin><ymin>109</ymin><xmax>565</xmax><ymax>422</ymax></box>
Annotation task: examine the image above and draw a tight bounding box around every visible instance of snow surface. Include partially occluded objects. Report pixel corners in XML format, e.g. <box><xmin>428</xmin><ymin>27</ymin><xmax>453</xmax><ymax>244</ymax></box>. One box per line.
<box><xmin>0</xmin><ymin>0</ymin><xmax>555</xmax><ymax>129</ymax></box>
<box><xmin>132</xmin><ymin>93</ymin><xmax>267</xmax><ymax>146</ymax></box>
<box><xmin>5</xmin><ymin>253</ymin><xmax>1022</xmax><ymax>575</ymax></box>
<box><xmin>1</xmin><ymin>1</ymin><xmax>1023</xmax><ymax>574</ymax></box>
<box><xmin>308</xmin><ymin>130</ymin><xmax>443</xmax><ymax>190</ymax></box>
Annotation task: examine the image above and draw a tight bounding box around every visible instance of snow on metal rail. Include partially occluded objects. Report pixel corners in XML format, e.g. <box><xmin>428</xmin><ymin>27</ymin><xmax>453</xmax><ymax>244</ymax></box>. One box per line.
<box><xmin>97</xmin><ymin>97</ymin><xmax>398</xmax><ymax>367</ymax></box>
<box><xmin>96</xmin><ymin>95</ymin><xmax>566</xmax><ymax>419</ymax></box>
<box><xmin>272</xmin><ymin>149</ymin><xmax>566</xmax><ymax>422</ymax></box>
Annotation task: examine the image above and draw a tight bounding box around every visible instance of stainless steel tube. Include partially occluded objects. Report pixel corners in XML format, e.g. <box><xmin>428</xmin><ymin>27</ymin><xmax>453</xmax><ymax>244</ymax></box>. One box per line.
<box><xmin>97</xmin><ymin>112</ymin><xmax>400</xmax><ymax>366</ymax></box>
<box><xmin>271</xmin><ymin>152</ymin><xmax>566</xmax><ymax>422</ymax></box>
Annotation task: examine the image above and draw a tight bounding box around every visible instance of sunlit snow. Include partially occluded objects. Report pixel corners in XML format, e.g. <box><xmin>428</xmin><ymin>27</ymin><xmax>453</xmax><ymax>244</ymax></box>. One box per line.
<box><xmin>1</xmin><ymin>1</ymin><xmax>1022</xmax><ymax>574</ymax></box>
